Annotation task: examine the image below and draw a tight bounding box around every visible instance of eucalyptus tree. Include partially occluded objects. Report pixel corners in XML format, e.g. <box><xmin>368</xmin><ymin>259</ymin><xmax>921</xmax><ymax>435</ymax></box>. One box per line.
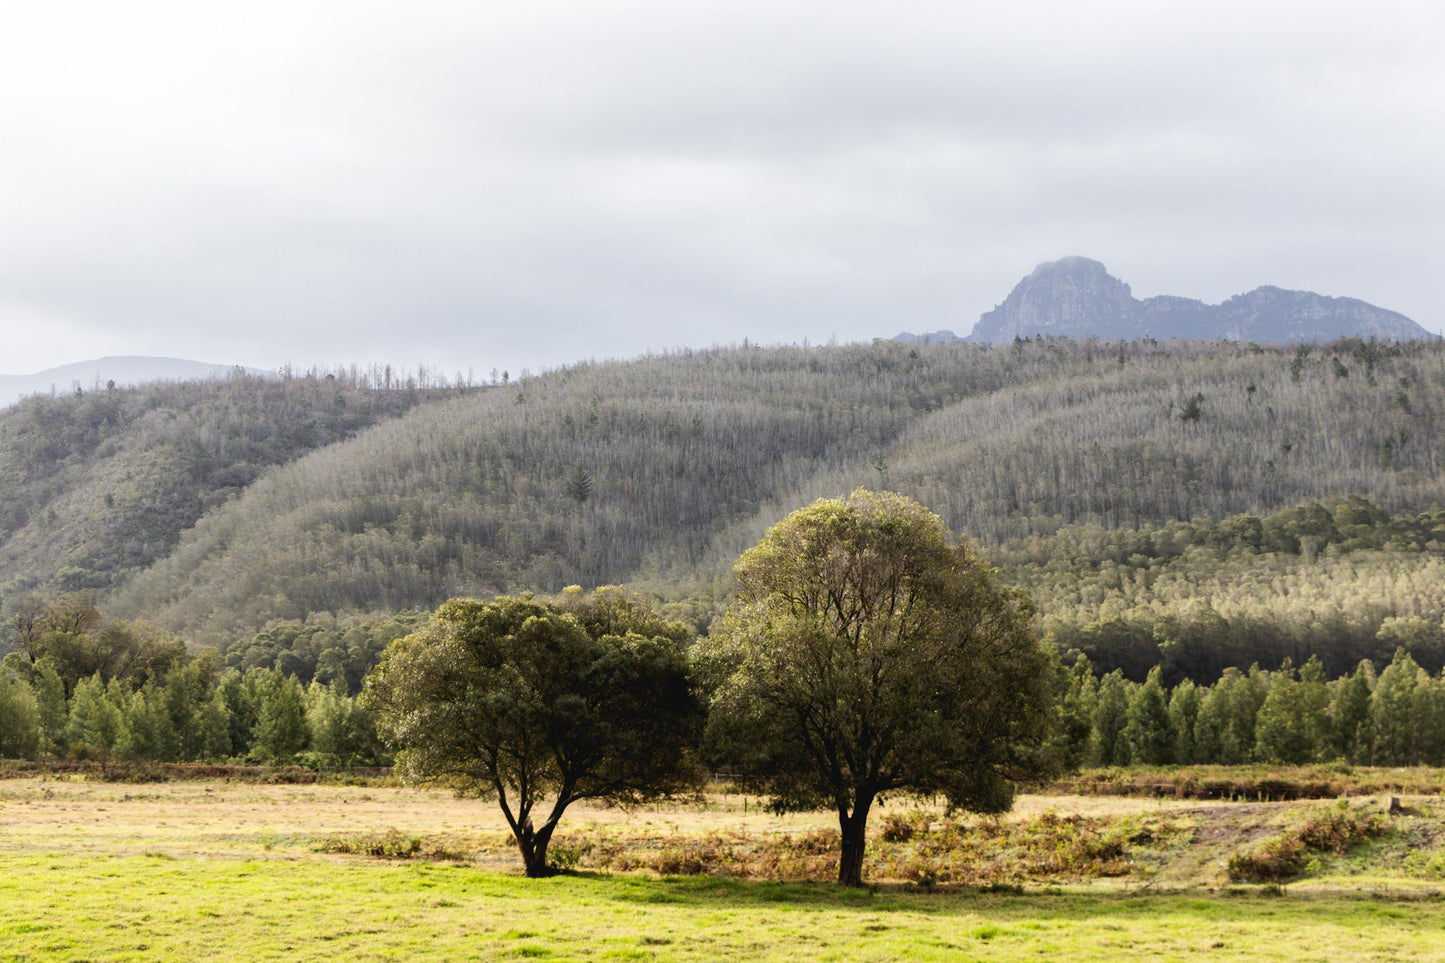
<box><xmin>364</xmin><ymin>592</ymin><xmax>702</xmax><ymax>877</ymax></box>
<box><xmin>699</xmin><ymin>489</ymin><xmax>1058</xmax><ymax>886</ymax></box>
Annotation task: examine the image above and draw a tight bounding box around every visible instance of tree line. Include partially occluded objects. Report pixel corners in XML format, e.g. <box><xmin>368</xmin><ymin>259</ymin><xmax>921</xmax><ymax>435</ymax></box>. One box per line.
<box><xmin>0</xmin><ymin>596</ymin><xmax>384</xmax><ymax>766</ymax></box>
<box><xmin>9</xmin><ymin>610</ymin><xmax>1444</xmax><ymax>772</ymax></box>
<box><xmin>1062</xmin><ymin>649</ymin><xmax>1445</xmax><ymax>768</ymax></box>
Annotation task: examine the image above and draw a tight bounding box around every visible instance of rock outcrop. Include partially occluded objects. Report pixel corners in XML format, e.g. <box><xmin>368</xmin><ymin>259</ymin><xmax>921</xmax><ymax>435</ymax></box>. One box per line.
<box><xmin>896</xmin><ymin>258</ymin><xmax>1432</xmax><ymax>345</ymax></box>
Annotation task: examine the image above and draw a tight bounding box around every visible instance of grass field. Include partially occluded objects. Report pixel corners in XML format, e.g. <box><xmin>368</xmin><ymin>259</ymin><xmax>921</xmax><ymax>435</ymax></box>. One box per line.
<box><xmin>2</xmin><ymin>778</ymin><xmax>1443</xmax><ymax>960</ymax></box>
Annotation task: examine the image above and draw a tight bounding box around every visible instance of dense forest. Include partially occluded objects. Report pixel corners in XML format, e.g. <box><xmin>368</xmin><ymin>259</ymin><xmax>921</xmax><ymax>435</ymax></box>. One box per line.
<box><xmin>1061</xmin><ymin>649</ymin><xmax>1445</xmax><ymax>768</ymax></box>
<box><xmin>4</xmin><ymin>592</ymin><xmax>1445</xmax><ymax>771</ymax></box>
<box><xmin>1005</xmin><ymin>498</ymin><xmax>1445</xmax><ymax>682</ymax></box>
<box><xmin>1</xmin><ymin>336</ymin><xmax>1444</xmax><ymax>717</ymax></box>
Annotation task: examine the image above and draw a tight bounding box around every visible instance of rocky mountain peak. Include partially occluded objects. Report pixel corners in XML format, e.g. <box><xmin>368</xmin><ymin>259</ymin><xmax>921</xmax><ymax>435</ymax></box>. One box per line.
<box><xmin>973</xmin><ymin>257</ymin><xmax>1139</xmax><ymax>342</ymax></box>
<box><xmin>958</xmin><ymin>260</ymin><xmax>1432</xmax><ymax>345</ymax></box>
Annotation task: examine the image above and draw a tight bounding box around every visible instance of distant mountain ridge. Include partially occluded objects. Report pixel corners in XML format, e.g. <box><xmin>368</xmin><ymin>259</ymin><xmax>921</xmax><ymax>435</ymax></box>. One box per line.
<box><xmin>1</xmin><ymin>356</ymin><xmax>272</xmax><ymax>406</ymax></box>
<box><xmin>897</xmin><ymin>257</ymin><xmax>1434</xmax><ymax>345</ymax></box>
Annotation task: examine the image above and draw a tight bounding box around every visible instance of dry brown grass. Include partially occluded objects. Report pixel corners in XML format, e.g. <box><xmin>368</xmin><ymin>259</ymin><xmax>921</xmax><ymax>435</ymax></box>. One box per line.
<box><xmin>0</xmin><ymin>776</ymin><xmax>1435</xmax><ymax>892</ymax></box>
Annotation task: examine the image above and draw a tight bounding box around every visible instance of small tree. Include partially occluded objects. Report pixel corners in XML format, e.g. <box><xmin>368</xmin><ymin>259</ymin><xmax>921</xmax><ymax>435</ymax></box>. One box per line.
<box><xmin>565</xmin><ymin>466</ymin><xmax>593</xmax><ymax>504</ymax></box>
<box><xmin>699</xmin><ymin>490</ymin><xmax>1058</xmax><ymax>886</ymax></box>
<box><xmin>1330</xmin><ymin>661</ymin><xmax>1375</xmax><ymax>763</ymax></box>
<box><xmin>1168</xmin><ymin>678</ymin><xmax>1202</xmax><ymax>763</ymax></box>
<box><xmin>0</xmin><ymin>669</ymin><xmax>41</xmax><ymax>758</ymax></box>
<box><xmin>364</xmin><ymin>593</ymin><xmax>702</xmax><ymax>877</ymax></box>
<box><xmin>1124</xmin><ymin>667</ymin><xmax>1174</xmax><ymax>764</ymax></box>
<box><xmin>64</xmin><ymin>673</ymin><xmax>123</xmax><ymax>761</ymax></box>
<box><xmin>254</xmin><ymin>672</ymin><xmax>309</xmax><ymax>763</ymax></box>
<box><xmin>1089</xmin><ymin>670</ymin><xmax>1132</xmax><ymax>766</ymax></box>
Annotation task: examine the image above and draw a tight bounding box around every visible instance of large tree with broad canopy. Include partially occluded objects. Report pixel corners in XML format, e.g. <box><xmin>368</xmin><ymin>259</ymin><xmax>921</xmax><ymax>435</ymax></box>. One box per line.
<box><xmin>364</xmin><ymin>589</ymin><xmax>702</xmax><ymax>877</ymax></box>
<box><xmin>699</xmin><ymin>490</ymin><xmax>1059</xmax><ymax>885</ymax></box>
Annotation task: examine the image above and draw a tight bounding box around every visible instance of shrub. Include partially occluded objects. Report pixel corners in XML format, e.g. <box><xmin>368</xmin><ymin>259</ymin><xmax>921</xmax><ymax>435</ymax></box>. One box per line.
<box><xmin>314</xmin><ymin>829</ymin><xmax>467</xmax><ymax>861</ymax></box>
<box><xmin>1227</xmin><ymin>803</ymin><xmax>1383</xmax><ymax>881</ymax></box>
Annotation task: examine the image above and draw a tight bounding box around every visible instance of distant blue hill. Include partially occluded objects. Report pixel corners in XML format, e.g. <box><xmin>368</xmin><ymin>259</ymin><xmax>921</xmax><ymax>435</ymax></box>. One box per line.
<box><xmin>1</xmin><ymin>356</ymin><xmax>273</xmax><ymax>406</ymax></box>
<box><xmin>898</xmin><ymin>257</ymin><xmax>1435</xmax><ymax>345</ymax></box>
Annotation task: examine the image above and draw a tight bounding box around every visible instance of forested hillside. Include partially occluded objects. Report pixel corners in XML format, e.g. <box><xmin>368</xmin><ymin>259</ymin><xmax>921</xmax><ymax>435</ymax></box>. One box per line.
<box><xmin>0</xmin><ymin>371</ymin><xmax>458</xmax><ymax>598</ymax></box>
<box><xmin>5</xmin><ymin>337</ymin><xmax>1444</xmax><ymax>678</ymax></box>
<box><xmin>890</xmin><ymin>338</ymin><xmax>1443</xmax><ymax>543</ymax></box>
<box><xmin>110</xmin><ymin>342</ymin><xmax>1080</xmax><ymax>642</ymax></box>
<box><xmin>95</xmin><ymin>337</ymin><xmax>1445</xmax><ymax>654</ymax></box>
<box><xmin>999</xmin><ymin>499</ymin><xmax>1445</xmax><ymax>682</ymax></box>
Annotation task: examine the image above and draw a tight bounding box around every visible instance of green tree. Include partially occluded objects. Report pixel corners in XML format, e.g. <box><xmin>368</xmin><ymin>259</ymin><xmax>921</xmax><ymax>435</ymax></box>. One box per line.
<box><xmin>216</xmin><ymin>669</ymin><xmax>261</xmax><ymax>758</ymax></box>
<box><xmin>1168</xmin><ymin>678</ymin><xmax>1202</xmax><ymax>763</ymax></box>
<box><xmin>253</xmin><ymin>672</ymin><xmax>309</xmax><ymax>763</ymax></box>
<box><xmin>0</xmin><ymin>668</ymin><xmax>40</xmax><ymax>758</ymax></box>
<box><xmin>306</xmin><ymin>681</ymin><xmax>383</xmax><ymax>767</ymax></box>
<box><xmin>32</xmin><ymin>661</ymin><xmax>68</xmax><ymax>756</ymax></box>
<box><xmin>1413</xmin><ymin>672</ymin><xmax>1445</xmax><ymax>766</ymax></box>
<box><xmin>1373</xmin><ymin>649</ymin><xmax>1425</xmax><ymax>764</ymax></box>
<box><xmin>365</xmin><ymin>594</ymin><xmax>702</xmax><ymax>877</ymax></box>
<box><xmin>1330</xmin><ymin>661</ymin><xmax>1375</xmax><ymax>763</ymax></box>
<box><xmin>700</xmin><ymin>490</ymin><xmax>1058</xmax><ymax>886</ymax></box>
<box><xmin>1124</xmin><ymin>667</ymin><xmax>1174</xmax><ymax>764</ymax></box>
<box><xmin>1055</xmin><ymin>656</ymin><xmax>1097</xmax><ymax>770</ymax></box>
<box><xmin>1089</xmin><ymin>670</ymin><xmax>1131</xmax><ymax>766</ymax></box>
<box><xmin>1255</xmin><ymin>660</ymin><xmax>1332</xmax><ymax>764</ymax></box>
<box><xmin>64</xmin><ymin>673</ymin><xmax>123</xmax><ymax>760</ymax></box>
<box><xmin>195</xmin><ymin>690</ymin><xmax>233</xmax><ymax>760</ymax></box>
<box><xmin>115</xmin><ymin>684</ymin><xmax>179</xmax><ymax>762</ymax></box>
<box><xmin>1193</xmin><ymin>667</ymin><xmax>1265</xmax><ymax>764</ymax></box>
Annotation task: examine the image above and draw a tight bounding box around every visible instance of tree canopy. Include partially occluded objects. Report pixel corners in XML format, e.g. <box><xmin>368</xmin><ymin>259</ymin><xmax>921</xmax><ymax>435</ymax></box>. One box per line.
<box><xmin>363</xmin><ymin>591</ymin><xmax>702</xmax><ymax>876</ymax></box>
<box><xmin>699</xmin><ymin>489</ymin><xmax>1059</xmax><ymax>885</ymax></box>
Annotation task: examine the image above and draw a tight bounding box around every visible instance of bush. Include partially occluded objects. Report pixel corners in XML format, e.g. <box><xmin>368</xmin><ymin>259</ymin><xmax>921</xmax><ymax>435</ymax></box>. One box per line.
<box><xmin>315</xmin><ymin>829</ymin><xmax>468</xmax><ymax>861</ymax></box>
<box><xmin>1227</xmin><ymin>803</ymin><xmax>1383</xmax><ymax>881</ymax></box>
<box><xmin>1227</xmin><ymin>836</ymin><xmax>1308</xmax><ymax>882</ymax></box>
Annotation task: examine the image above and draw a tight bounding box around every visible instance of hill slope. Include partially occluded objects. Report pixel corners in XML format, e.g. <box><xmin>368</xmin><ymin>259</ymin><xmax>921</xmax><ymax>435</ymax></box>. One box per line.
<box><xmin>112</xmin><ymin>343</ymin><xmax>1081</xmax><ymax>641</ymax></box>
<box><xmin>0</xmin><ymin>372</ymin><xmax>458</xmax><ymax>598</ymax></box>
<box><xmin>107</xmin><ymin>338</ymin><xmax>1445</xmax><ymax>644</ymax></box>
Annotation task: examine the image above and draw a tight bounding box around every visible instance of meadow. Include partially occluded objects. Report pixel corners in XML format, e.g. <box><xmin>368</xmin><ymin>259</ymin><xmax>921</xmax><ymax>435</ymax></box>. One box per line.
<box><xmin>2</xmin><ymin>776</ymin><xmax>1443</xmax><ymax>960</ymax></box>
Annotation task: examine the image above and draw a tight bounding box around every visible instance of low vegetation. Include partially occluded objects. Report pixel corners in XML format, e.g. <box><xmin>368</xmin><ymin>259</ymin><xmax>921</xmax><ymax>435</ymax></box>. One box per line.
<box><xmin>1226</xmin><ymin>802</ymin><xmax>1385</xmax><ymax>882</ymax></box>
<box><xmin>2</xmin><ymin>779</ymin><xmax>1444</xmax><ymax>960</ymax></box>
<box><xmin>1053</xmin><ymin>764</ymin><xmax>1445</xmax><ymax>800</ymax></box>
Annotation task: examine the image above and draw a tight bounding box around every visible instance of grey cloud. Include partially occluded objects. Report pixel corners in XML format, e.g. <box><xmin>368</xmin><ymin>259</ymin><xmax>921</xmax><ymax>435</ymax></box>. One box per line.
<box><xmin>0</xmin><ymin>0</ymin><xmax>1441</xmax><ymax>377</ymax></box>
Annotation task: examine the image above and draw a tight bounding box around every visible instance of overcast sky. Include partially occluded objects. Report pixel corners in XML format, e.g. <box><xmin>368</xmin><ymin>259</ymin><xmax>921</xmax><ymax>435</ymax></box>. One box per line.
<box><xmin>2</xmin><ymin>0</ymin><xmax>1441</xmax><ymax>377</ymax></box>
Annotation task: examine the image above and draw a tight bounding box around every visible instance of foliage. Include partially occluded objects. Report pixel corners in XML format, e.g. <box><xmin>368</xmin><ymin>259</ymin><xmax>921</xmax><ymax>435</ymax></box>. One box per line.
<box><xmin>364</xmin><ymin>591</ymin><xmax>704</xmax><ymax>876</ymax></box>
<box><xmin>1060</xmin><ymin>648</ymin><xmax>1445</xmax><ymax>768</ymax></box>
<box><xmin>0</xmin><ymin>602</ymin><xmax>385</xmax><ymax>768</ymax></box>
<box><xmin>999</xmin><ymin>497</ymin><xmax>1445</xmax><ymax>682</ymax></box>
<box><xmin>701</xmin><ymin>490</ymin><xmax>1059</xmax><ymax>884</ymax></box>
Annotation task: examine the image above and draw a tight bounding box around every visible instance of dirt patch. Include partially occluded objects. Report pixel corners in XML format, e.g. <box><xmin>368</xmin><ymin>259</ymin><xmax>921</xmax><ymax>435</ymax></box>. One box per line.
<box><xmin>1186</xmin><ymin>804</ymin><xmax>1287</xmax><ymax>845</ymax></box>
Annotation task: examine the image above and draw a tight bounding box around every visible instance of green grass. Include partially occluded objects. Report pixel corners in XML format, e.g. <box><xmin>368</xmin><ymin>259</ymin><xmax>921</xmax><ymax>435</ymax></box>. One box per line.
<box><xmin>2</xmin><ymin>854</ymin><xmax>1444</xmax><ymax>961</ymax></box>
<box><xmin>3</xmin><ymin>779</ymin><xmax>1445</xmax><ymax>959</ymax></box>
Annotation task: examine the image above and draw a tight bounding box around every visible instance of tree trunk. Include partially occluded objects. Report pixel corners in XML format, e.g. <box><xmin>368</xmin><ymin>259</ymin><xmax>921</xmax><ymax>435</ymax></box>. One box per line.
<box><xmin>837</xmin><ymin>795</ymin><xmax>874</xmax><ymax>887</ymax></box>
<box><xmin>515</xmin><ymin>818</ymin><xmax>559</xmax><ymax>878</ymax></box>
